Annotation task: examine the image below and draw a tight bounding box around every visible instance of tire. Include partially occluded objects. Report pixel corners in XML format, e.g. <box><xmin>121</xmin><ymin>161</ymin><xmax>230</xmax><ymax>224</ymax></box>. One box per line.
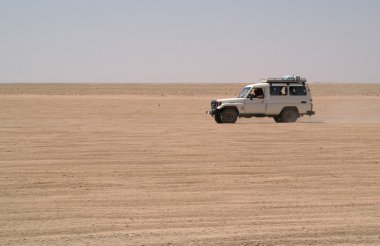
<box><xmin>221</xmin><ymin>109</ymin><xmax>238</xmax><ymax>123</ymax></box>
<box><xmin>214</xmin><ymin>113</ymin><xmax>223</xmax><ymax>124</ymax></box>
<box><xmin>280</xmin><ymin>108</ymin><xmax>298</xmax><ymax>123</ymax></box>
<box><xmin>273</xmin><ymin>115</ymin><xmax>282</xmax><ymax>123</ymax></box>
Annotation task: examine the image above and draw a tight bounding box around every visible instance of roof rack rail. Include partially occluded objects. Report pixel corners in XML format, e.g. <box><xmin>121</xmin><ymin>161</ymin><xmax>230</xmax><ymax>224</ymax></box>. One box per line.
<box><xmin>260</xmin><ymin>75</ymin><xmax>307</xmax><ymax>84</ymax></box>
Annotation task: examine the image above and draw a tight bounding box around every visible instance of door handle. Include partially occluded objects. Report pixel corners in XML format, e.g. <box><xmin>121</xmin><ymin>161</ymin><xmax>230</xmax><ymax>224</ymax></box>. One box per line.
<box><xmin>301</xmin><ymin>101</ymin><xmax>306</xmax><ymax>104</ymax></box>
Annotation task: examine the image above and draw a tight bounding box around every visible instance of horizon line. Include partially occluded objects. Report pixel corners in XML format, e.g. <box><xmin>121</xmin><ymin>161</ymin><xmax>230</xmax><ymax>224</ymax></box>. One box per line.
<box><xmin>1</xmin><ymin>81</ymin><xmax>380</xmax><ymax>84</ymax></box>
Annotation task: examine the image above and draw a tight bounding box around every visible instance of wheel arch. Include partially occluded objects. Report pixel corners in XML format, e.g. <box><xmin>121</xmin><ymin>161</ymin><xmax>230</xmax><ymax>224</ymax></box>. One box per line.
<box><xmin>220</xmin><ymin>105</ymin><xmax>240</xmax><ymax>114</ymax></box>
<box><xmin>280</xmin><ymin>106</ymin><xmax>299</xmax><ymax>115</ymax></box>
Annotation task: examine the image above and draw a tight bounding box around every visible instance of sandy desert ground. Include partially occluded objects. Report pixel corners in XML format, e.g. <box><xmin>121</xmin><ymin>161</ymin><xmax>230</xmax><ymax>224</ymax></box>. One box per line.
<box><xmin>0</xmin><ymin>83</ymin><xmax>380</xmax><ymax>245</ymax></box>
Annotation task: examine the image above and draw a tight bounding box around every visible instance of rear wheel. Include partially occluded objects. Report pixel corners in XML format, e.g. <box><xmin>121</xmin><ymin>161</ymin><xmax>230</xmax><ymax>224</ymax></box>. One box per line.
<box><xmin>221</xmin><ymin>109</ymin><xmax>238</xmax><ymax>123</ymax></box>
<box><xmin>214</xmin><ymin>113</ymin><xmax>223</xmax><ymax>123</ymax></box>
<box><xmin>280</xmin><ymin>108</ymin><xmax>298</xmax><ymax>123</ymax></box>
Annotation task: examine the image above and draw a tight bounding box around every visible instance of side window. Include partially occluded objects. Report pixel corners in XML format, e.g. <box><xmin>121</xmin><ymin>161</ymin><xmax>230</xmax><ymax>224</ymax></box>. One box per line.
<box><xmin>247</xmin><ymin>88</ymin><xmax>264</xmax><ymax>99</ymax></box>
<box><xmin>289</xmin><ymin>86</ymin><xmax>307</xmax><ymax>96</ymax></box>
<box><xmin>270</xmin><ymin>86</ymin><xmax>288</xmax><ymax>96</ymax></box>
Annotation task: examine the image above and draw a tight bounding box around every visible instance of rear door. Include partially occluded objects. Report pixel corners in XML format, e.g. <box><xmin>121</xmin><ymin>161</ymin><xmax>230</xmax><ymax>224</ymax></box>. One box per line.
<box><xmin>289</xmin><ymin>85</ymin><xmax>310</xmax><ymax>114</ymax></box>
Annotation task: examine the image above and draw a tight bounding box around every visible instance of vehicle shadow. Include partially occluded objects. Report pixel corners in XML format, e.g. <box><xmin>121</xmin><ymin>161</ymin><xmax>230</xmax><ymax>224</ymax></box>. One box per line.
<box><xmin>298</xmin><ymin>121</ymin><xmax>325</xmax><ymax>124</ymax></box>
<box><xmin>236</xmin><ymin>121</ymin><xmax>325</xmax><ymax>124</ymax></box>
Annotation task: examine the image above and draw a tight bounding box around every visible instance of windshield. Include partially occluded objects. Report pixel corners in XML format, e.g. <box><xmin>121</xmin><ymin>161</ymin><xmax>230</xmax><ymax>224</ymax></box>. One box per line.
<box><xmin>238</xmin><ymin>87</ymin><xmax>251</xmax><ymax>98</ymax></box>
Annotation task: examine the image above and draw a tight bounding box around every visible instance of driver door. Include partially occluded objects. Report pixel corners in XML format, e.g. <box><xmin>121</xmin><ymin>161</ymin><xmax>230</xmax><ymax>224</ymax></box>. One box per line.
<box><xmin>244</xmin><ymin>89</ymin><xmax>266</xmax><ymax>114</ymax></box>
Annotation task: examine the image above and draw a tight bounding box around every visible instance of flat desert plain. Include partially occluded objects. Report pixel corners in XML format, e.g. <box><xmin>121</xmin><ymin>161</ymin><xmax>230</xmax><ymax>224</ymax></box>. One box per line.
<box><xmin>1</xmin><ymin>83</ymin><xmax>380</xmax><ymax>246</ymax></box>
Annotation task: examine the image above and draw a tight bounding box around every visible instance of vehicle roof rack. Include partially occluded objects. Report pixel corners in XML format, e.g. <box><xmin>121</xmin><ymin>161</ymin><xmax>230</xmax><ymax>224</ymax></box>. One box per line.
<box><xmin>260</xmin><ymin>75</ymin><xmax>307</xmax><ymax>85</ymax></box>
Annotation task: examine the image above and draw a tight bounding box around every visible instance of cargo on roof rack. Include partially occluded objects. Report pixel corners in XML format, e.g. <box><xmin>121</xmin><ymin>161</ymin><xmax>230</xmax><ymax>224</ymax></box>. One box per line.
<box><xmin>260</xmin><ymin>75</ymin><xmax>307</xmax><ymax>84</ymax></box>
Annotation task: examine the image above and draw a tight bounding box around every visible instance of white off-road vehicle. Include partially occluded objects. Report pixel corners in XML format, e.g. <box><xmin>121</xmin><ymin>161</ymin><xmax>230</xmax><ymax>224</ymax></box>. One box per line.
<box><xmin>208</xmin><ymin>76</ymin><xmax>315</xmax><ymax>123</ymax></box>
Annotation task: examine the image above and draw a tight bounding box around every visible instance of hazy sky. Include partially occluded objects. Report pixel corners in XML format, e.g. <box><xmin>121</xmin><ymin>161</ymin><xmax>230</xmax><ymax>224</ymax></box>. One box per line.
<box><xmin>1</xmin><ymin>0</ymin><xmax>379</xmax><ymax>83</ymax></box>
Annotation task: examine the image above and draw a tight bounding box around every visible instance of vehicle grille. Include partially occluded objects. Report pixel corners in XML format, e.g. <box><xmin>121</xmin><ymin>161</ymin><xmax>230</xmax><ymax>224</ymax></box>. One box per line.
<box><xmin>211</xmin><ymin>100</ymin><xmax>217</xmax><ymax>109</ymax></box>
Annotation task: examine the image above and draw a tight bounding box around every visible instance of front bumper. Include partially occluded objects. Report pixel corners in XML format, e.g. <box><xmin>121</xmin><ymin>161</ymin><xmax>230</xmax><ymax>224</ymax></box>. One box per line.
<box><xmin>208</xmin><ymin>100</ymin><xmax>219</xmax><ymax>116</ymax></box>
<box><xmin>306</xmin><ymin>111</ymin><xmax>315</xmax><ymax>116</ymax></box>
<box><xmin>207</xmin><ymin>108</ymin><xmax>220</xmax><ymax>116</ymax></box>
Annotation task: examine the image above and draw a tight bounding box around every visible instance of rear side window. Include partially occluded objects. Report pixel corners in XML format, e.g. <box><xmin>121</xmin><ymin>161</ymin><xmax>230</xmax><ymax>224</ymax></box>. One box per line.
<box><xmin>270</xmin><ymin>86</ymin><xmax>287</xmax><ymax>96</ymax></box>
<box><xmin>289</xmin><ymin>86</ymin><xmax>307</xmax><ymax>96</ymax></box>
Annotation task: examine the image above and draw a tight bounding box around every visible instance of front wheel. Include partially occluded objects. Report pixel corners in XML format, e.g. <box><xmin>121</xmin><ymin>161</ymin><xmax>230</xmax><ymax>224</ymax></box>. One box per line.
<box><xmin>221</xmin><ymin>109</ymin><xmax>238</xmax><ymax>123</ymax></box>
<box><xmin>214</xmin><ymin>113</ymin><xmax>223</xmax><ymax>123</ymax></box>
